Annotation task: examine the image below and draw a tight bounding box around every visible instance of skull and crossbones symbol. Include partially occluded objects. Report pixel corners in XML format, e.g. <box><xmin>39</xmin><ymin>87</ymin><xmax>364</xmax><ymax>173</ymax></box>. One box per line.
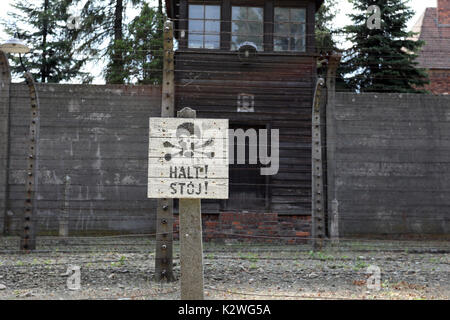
<box><xmin>163</xmin><ymin>122</ymin><xmax>215</xmax><ymax>161</ymax></box>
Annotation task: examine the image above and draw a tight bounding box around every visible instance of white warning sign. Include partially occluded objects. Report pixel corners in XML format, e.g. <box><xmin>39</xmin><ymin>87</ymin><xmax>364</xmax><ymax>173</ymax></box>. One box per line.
<box><xmin>147</xmin><ymin>118</ymin><xmax>229</xmax><ymax>199</ymax></box>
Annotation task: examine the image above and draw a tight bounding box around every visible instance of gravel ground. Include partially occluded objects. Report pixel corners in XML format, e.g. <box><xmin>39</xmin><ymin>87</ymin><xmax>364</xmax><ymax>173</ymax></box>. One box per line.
<box><xmin>0</xmin><ymin>236</ymin><xmax>448</xmax><ymax>300</ymax></box>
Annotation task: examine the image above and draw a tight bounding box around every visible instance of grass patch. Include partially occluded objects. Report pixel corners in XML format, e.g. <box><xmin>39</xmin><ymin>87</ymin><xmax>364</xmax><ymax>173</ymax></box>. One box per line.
<box><xmin>308</xmin><ymin>250</ymin><xmax>335</xmax><ymax>261</ymax></box>
<box><xmin>238</xmin><ymin>252</ymin><xmax>259</xmax><ymax>263</ymax></box>
<box><xmin>111</xmin><ymin>255</ymin><xmax>127</xmax><ymax>267</ymax></box>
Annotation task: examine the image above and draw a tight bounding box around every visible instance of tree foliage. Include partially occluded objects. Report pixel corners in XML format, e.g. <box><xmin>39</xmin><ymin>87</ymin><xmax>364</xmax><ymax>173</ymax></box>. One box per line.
<box><xmin>122</xmin><ymin>3</ymin><xmax>164</xmax><ymax>84</ymax></box>
<box><xmin>77</xmin><ymin>0</ymin><xmax>164</xmax><ymax>84</ymax></box>
<box><xmin>315</xmin><ymin>0</ymin><xmax>340</xmax><ymax>54</ymax></box>
<box><xmin>3</xmin><ymin>0</ymin><xmax>91</xmax><ymax>83</ymax></box>
<box><xmin>340</xmin><ymin>0</ymin><xmax>429</xmax><ymax>93</ymax></box>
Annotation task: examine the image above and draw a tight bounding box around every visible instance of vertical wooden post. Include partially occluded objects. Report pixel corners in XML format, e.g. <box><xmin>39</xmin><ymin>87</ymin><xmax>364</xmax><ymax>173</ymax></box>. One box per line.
<box><xmin>21</xmin><ymin>72</ymin><xmax>40</xmax><ymax>251</ymax></box>
<box><xmin>179</xmin><ymin>198</ymin><xmax>203</xmax><ymax>300</ymax></box>
<box><xmin>177</xmin><ymin>107</ymin><xmax>204</xmax><ymax>300</ymax></box>
<box><xmin>311</xmin><ymin>77</ymin><xmax>326</xmax><ymax>251</ymax></box>
<box><xmin>155</xmin><ymin>20</ymin><xmax>175</xmax><ymax>281</ymax></box>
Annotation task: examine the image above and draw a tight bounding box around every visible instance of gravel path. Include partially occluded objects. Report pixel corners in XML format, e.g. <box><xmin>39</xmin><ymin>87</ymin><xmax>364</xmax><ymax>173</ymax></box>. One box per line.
<box><xmin>0</xmin><ymin>237</ymin><xmax>448</xmax><ymax>300</ymax></box>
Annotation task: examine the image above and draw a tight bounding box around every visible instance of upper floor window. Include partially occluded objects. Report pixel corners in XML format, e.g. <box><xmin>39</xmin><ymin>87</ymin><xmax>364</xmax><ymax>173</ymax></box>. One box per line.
<box><xmin>188</xmin><ymin>4</ymin><xmax>221</xmax><ymax>49</ymax></box>
<box><xmin>274</xmin><ymin>7</ymin><xmax>306</xmax><ymax>52</ymax></box>
<box><xmin>231</xmin><ymin>6</ymin><xmax>264</xmax><ymax>51</ymax></box>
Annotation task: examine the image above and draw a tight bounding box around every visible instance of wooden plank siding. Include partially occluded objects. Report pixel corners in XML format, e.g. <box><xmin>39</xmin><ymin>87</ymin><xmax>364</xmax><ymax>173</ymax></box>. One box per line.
<box><xmin>174</xmin><ymin>51</ymin><xmax>316</xmax><ymax>215</ymax></box>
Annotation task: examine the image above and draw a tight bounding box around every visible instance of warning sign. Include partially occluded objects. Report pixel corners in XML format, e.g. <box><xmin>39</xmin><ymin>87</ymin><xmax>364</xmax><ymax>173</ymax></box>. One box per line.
<box><xmin>147</xmin><ymin>118</ymin><xmax>229</xmax><ymax>199</ymax></box>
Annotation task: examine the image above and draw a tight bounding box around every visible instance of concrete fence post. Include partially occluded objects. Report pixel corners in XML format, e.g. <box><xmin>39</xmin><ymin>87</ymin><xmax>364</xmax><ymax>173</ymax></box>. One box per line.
<box><xmin>325</xmin><ymin>54</ymin><xmax>341</xmax><ymax>240</ymax></box>
<box><xmin>311</xmin><ymin>77</ymin><xmax>326</xmax><ymax>250</ymax></box>
<box><xmin>0</xmin><ymin>51</ymin><xmax>11</xmax><ymax>235</ymax></box>
<box><xmin>59</xmin><ymin>174</ymin><xmax>71</xmax><ymax>239</ymax></box>
<box><xmin>155</xmin><ymin>20</ymin><xmax>175</xmax><ymax>282</ymax></box>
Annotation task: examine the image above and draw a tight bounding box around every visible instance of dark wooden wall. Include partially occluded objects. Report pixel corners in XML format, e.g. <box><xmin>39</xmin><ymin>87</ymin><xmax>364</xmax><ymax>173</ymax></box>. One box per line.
<box><xmin>173</xmin><ymin>0</ymin><xmax>319</xmax><ymax>215</ymax></box>
<box><xmin>175</xmin><ymin>51</ymin><xmax>316</xmax><ymax>215</ymax></box>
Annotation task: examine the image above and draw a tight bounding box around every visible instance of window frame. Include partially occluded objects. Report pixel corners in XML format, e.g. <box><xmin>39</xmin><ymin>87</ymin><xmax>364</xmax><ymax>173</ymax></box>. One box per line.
<box><xmin>181</xmin><ymin>0</ymin><xmax>313</xmax><ymax>54</ymax></box>
<box><xmin>187</xmin><ymin>3</ymin><xmax>222</xmax><ymax>49</ymax></box>
<box><xmin>273</xmin><ymin>7</ymin><xmax>307</xmax><ymax>52</ymax></box>
<box><xmin>230</xmin><ymin>5</ymin><xmax>265</xmax><ymax>52</ymax></box>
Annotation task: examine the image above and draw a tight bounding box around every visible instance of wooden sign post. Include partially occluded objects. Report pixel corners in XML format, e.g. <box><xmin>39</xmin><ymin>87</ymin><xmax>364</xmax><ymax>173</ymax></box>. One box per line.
<box><xmin>148</xmin><ymin>108</ymin><xmax>228</xmax><ymax>300</ymax></box>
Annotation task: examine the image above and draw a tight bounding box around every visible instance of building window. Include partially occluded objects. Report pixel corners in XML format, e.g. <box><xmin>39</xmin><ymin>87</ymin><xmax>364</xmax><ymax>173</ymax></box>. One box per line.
<box><xmin>188</xmin><ymin>4</ymin><xmax>221</xmax><ymax>49</ymax></box>
<box><xmin>274</xmin><ymin>7</ymin><xmax>306</xmax><ymax>52</ymax></box>
<box><xmin>231</xmin><ymin>6</ymin><xmax>264</xmax><ymax>51</ymax></box>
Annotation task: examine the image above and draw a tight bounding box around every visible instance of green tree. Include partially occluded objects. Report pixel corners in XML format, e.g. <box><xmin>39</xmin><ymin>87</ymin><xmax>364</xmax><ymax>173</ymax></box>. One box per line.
<box><xmin>341</xmin><ymin>0</ymin><xmax>429</xmax><ymax>93</ymax></box>
<box><xmin>3</xmin><ymin>0</ymin><xmax>91</xmax><ymax>83</ymax></box>
<box><xmin>122</xmin><ymin>4</ymin><xmax>164</xmax><ymax>84</ymax></box>
<box><xmin>77</xmin><ymin>0</ymin><xmax>143</xmax><ymax>84</ymax></box>
<box><xmin>315</xmin><ymin>0</ymin><xmax>340</xmax><ymax>54</ymax></box>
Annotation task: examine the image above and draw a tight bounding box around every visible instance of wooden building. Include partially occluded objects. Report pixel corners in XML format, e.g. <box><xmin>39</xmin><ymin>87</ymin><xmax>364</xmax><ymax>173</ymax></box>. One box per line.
<box><xmin>165</xmin><ymin>0</ymin><xmax>324</xmax><ymax>240</ymax></box>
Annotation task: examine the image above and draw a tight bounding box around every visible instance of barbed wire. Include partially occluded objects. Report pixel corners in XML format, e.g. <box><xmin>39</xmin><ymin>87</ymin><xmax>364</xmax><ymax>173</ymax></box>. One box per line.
<box><xmin>203</xmin><ymin>286</ymin><xmax>382</xmax><ymax>300</ymax></box>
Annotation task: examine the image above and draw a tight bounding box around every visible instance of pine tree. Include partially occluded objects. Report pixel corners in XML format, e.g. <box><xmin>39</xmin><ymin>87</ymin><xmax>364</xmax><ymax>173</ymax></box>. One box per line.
<box><xmin>78</xmin><ymin>0</ymin><xmax>143</xmax><ymax>84</ymax></box>
<box><xmin>315</xmin><ymin>0</ymin><xmax>340</xmax><ymax>54</ymax></box>
<box><xmin>3</xmin><ymin>0</ymin><xmax>91</xmax><ymax>83</ymax></box>
<box><xmin>341</xmin><ymin>0</ymin><xmax>429</xmax><ymax>93</ymax></box>
<box><xmin>122</xmin><ymin>4</ymin><xmax>164</xmax><ymax>84</ymax></box>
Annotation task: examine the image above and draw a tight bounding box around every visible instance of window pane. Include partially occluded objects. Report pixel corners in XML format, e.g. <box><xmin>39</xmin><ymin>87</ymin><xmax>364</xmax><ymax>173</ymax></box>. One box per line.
<box><xmin>232</xmin><ymin>21</ymin><xmax>249</xmax><ymax>35</ymax></box>
<box><xmin>274</xmin><ymin>7</ymin><xmax>289</xmax><ymax>22</ymax></box>
<box><xmin>189</xmin><ymin>5</ymin><xmax>203</xmax><ymax>19</ymax></box>
<box><xmin>231</xmin><ymin>36</ymin><xmax>239</xmax><ymax>50</ymax></box>
<box><xmin>231</xmin><ymin>22</ymin><xmax>239</xmax><ymax>33</ymax></box>
<box><xmin>274</xmin><ymin>36</ymin><xmax>289</xmax><ymax>51</ymax></box>
<box><xmin>274</xmin><ymin>7</ymin><xmax>306</xmax><ymax>52</ymax></box>
<box><xmin>205</xmin><ymin>5</ymin><xmax>220</xmax><ymax>20</ymax></box>
<box><xmin>188</xmin><ymin>4</ymin><xmax>221</xmax><ymax>49</ymax></box>
<box><xmin>275</xmin><ymin>23</ymin><xmax>289</xmax><ymax>36</ymax></box>
<box><xmin>189</xmin><ymin>20</ymin><xmax>204</xmax><ymax>32</ymax></box>
<box><xmin>232</xmin><ymin>6</ymin><xmax>247</xmax><ymax>20</ymax></box>
<box><xmin>291</xmin><ymin>8</ymin><xmax>306</xmax><ymax>22</ymax></box>
<box><xmin>188</xmin><ymin>32</ymin><xmax>203</xmax><ymax>48</ymax></box>
<box><xmin>248</xmin><ymin>21</ymin><xmax>263</xmax><ymax>34</ymax></box>
<box><xmin>205</xmin><ymin>34</ymin><xmax>220</xmax><ymax>49</ymax></box>
<box><xmin>293</xmin><ymin>37</ymin><xmax>305</xmax><ymax>51</ymax></box>
<box><xmin>248</xmin><ymin>7</ymin><xmax>263</xmax><ymax>21</ymax></box>
<box><xmin>290</xmin><ymin>23</ymin><xmax>304</xmax><ymax>35</ymax></box>
<box><xmin>205</xmin><ymin>20</ymin><xmax>220</xmax><ymax>34</ymax></box>
<box><xmin>232</xmin><ymin>6</ymin><xmax>263</xmax><ymax>51</ymax></box>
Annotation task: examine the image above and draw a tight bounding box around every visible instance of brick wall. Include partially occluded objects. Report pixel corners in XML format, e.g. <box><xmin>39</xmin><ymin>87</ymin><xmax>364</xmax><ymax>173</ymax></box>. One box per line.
<box><xmin>173</xmin><ymin>212</ymin><xmax>311</xmax><ymax>243</ymax></box>
<box><xmin>438</xmin><ymin>0</ymin><xmax>450</xmax><ymax>25</ymax></box>
<box><xmin>426</xmin><ymin>69</ymin><xmax>450</xmax><ymax>95</ymax></box>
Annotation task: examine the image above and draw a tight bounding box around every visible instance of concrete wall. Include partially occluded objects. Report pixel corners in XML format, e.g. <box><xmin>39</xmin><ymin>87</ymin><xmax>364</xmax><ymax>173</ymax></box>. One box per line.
<box><xmin>4</xmin><ymin>83</ymin><xmax>161</xmax><ymax>234</ymax></box>
<box><xmin>2</xmin><ymin>81</ymin><xmax>450</xmax><ymax>238</ymax></box>
<box><xmin>329</xmin><ymin>93</ymin><xmax>450</xmax><ymax>236</ymax></box>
